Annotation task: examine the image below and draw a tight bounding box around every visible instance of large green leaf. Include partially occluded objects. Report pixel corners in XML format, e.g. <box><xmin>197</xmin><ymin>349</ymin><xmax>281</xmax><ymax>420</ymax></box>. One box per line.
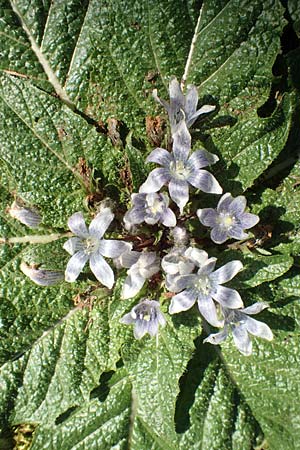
<box><xmin>0</xmin><ymin>1</ymin><xmax>299</xmax><ymax>449</ymax></box>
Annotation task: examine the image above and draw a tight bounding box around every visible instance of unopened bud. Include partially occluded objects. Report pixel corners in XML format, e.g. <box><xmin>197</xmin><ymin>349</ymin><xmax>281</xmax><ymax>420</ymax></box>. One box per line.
<box><xmin>20</xmin><ymin>261</ymin><xmax>64</xmax><ymax>286</ymax></box>
<box><xmin>8</xmin><ymin>201</ymin><xmax>42</xmax><ymax>228</ymax></box>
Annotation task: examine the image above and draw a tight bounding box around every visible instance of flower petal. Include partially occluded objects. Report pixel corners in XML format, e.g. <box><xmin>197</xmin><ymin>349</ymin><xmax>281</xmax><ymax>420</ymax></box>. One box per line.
<box><xmin>198</xmin><ymin>257</ymin><xmax>217</xmax><ymax>276</ymax></box>
<box><xmin>244</xmin><ymin>316</ymin><xmax>273</xmax><ymax>341</ymax></box>
<box><xmin>99</xmin><ymin>239</ymin><xmax>131</xmax><ymax>258</ymax></box>
<box><xmin>139</xmin><ymin>168</ymin><xmax>170</xmax><ymax>193</ymax></box>
<box><xmin>184</xmin><ymin>85</ymin><xmax>198</xmax><ymax>119</ymax></box>
<box><xmin>161</xmin><ymin>208</ymin><xmax>177</xmax><ymax>227</ymax></box>
<box><xmin>169</xmin><ymin>179</ymin><xmax>189</xmax><ymax>213</ymax></box>
<box><xmin>68</xmin><ymin>212</ymin><xmax>89</xmax><ymax>238</ymax></box>
<box><xmin>239</xmin><ymin>212</ymin><xmax>259</xmax><ymax>229</ymax></box>
<box><xmin>63</xmin><ymin>237</ymin><xmax>84</xmax><ymax>255</ymax></box>
<box><xmin>146</xmin><ymin>148</ymin><xmax>173</xmax><ymax>166</ymax></box>
<box><xmin>121</xmin><ymin>272</ymin><xmax>145</xmax><ymax>299</ymax></box>
<box><xmin>232</xmin><ymin>325</ymin><xmax>252</xmax><ymax>356</ymax></box>
<box><xmin>228</xmin><ymin>225</ymin><xmax>249</xmax><ymax>240</ymax></box>
<box><xmin>168</xmin><ymin>274</ymin><xmax>197</xmax><ymax>293</ymax></box>
<box><xmin>65</xmin><ymin>251</ymin><xmax>89</xmax><ymax>282</ymax></box>
<box><xmin>187</xmin><ymin>104</ymin><xmax>216</xmax><ymax>127</ymax></box>
<box><xmin>153</xmin><ymin>88</ymin><xmax>170</xmax><ymax>111</ymax></box>
<box><xmin>89</xmin><ymin>251</ymin><xmax>114</xmax><ymax>288</ymax></box>
<box><xmin>241</xmin><ymin>302</ymin><xmax>269</xmax><ymax>315</ymax></box>
<box><xmin>210</xmin><ymin>225</ymin><xmax>228</xmax><ymax>244</ymax></box>
<box><xmin>120</xmin><ymin>312</ymin><xmax>135</xmax><ymax>325</ymax></box>
<box><xmin>204</xmin><ymin>327</ymin><xmax>228</xmax><ymax>345</ymax></box>
<box><xmin>185</xmin><ymin>248</ymin><xmax>208</xmax><ymax>266</ymax></box>
<box><xmin>169</xmin><ymin>289</ymin><xmax>197</xmax><ymax>314</ymax></box>
<box><xmin>210</xmin><ymin>260</ymin><xmax>243</xmax><ymax>284</ymax></box>
<box><xmin>124</xmin><ymin>207</ymin><xmax>146</xmax><ymax>225</ymax></box>
<box><xmin>213</xmin><ymin>286</ymin><xmax>244</xmax><ymax>309</ymax></box>
<box><xmin>197</xmin><ymin>295</ymin><xmax>223</xmax><ymax>327</ymax></box>
<box><xmin>187</xmin><ymin>169</ymin><xmax>222</xmax><ymax>194</ymax></box>
<box><xmin>134</xmin><ymin>320</ymin><xmax>149</xmax><ymax>339</ymax></box>
<box><xmin>228</xmin><ymin>196</ymin><xmax>246</xmax><ymax>216</ymax></box>
<box><xmin>147</xmin><ymin>319</ymin><xmax>160</xmax><ymax>337</ymax></box>
<box><xmin>118</xmin><ymin>250</ymin><xmax>140</xmax><ymax>268</ymax></box>
<box><xmin>89</xmin><ymin>208</ymin><xmax>114</xmax><ymax>239</ymax></box>
<box><xmin>187</xmin><ymin>149</ymin><xmax>219</xmax><ymax>170</ymax></box>
<box><xmin>217</xmin><ymin>193</ymin><xmax>233</xmax><ymax>213</ymax></box>
<box><xmin>169</xmin><ymin>77</ymin><xmax>185</xmax><ymax>108</ymax></box>
<box><xmin>197</xmin><ymin>208</ymin><xmax>218</xmax><ymax>227</ymax></box>
<box><xmin>172</xmin><ymin>120</ymin><xmax>191</xmax><ymax>162</ymax></box>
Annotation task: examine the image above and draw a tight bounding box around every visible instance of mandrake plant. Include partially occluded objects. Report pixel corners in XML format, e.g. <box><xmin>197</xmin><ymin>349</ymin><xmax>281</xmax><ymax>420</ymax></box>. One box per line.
<box><xmin>0</xmin><ymin>1</ymin><xmax>300</xmax><ymax>450</ymax></box>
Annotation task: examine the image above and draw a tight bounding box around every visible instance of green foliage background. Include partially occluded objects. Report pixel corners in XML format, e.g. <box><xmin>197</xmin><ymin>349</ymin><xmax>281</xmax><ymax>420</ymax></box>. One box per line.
<box><xmin>0</xmin><ymin>0</ymin><xmax>300</xmax><ymax>449</ymax></box>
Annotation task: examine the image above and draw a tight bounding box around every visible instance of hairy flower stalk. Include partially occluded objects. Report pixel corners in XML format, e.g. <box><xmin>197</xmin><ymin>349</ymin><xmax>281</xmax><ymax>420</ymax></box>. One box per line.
<box><xmin>140</xmin><ymin>120</ymin><xmax>222</xmax><ymax>213</ymax></box>
<box><xmin>120</xmin><ymin>299</ymin><xmax>166</xmax><ymax>339</ymax></box>
<box><xmin>63</xmin><ymin>208</ymin><xmax>130</xmax><ymax>288</ymax></box>
<box><xmin>197</xmin><ymin>193</ymin><xmax>259</xmax><ymax>244</ymax></box>
<box><xmin>204</xmin><ymin>302</ymin><xmax>273</xmax><ymax>355</ymax></box>
<box><xmin>153</xmin><ymin>77</ymin><xmax>216</xmax><ymax>133</ymax></box>
<box><xmin>169</xmin><ymin>251</ymin><xmax>244</xmax><ymax>327</ymax></box>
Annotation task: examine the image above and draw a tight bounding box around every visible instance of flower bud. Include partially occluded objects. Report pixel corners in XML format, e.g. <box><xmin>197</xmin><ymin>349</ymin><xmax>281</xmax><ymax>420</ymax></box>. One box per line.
<box><xmin>8</xmin><ymin>201</ymin><xmax>42</xmax><ymax>228</ymax></box>
<box><xmin>20</xmin><ymin>261</ymin><xmax>64</xmax><ymax>286</ymax></box>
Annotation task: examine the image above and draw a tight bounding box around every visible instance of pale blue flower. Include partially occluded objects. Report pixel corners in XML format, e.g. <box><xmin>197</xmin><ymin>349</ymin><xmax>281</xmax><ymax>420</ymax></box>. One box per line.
<box><xmin>169</xmin><ymin>251</ymin><xmax>243</xmax><ymax>327</ymax></box>
<box><xmin>140</xmin><ymin>120</ymin><xmax>222</xmax><ymax>213</ymax></box>
<box><xmin>120</xmin><ymin>299</ymin><xmax>166</xmax><ymax>339</ymax></box>
<box><xmin>204</xmin><ymin>303</ymin><xmax>273</xmax><ymax>356</ymax></box>
<box><xmin>63</xmin><ymin>208</ymin><xmax>130</xmax><ymax>288</ymax></box>
<box><xmin>197</xmin><ymin>193</ymin><xmax>259</xmax><ymax>244</ymax></box>
<box><xmin>117</xmin><ymin>251</ymin><xmax>160</xmax><ymax>299</ymax></box>
<box><xmin>124</xmin><ymin>192</ymin><xmax>176</xmax><ymax>228</ymax></box>
<box><xmin>162</xmin><ymin>246</ymin><xmax>205</xmax><ymax>291</ymax></box>
<box><xmin>153</xmin><ymin>77</ymin><xmax>216</xmax><ymax>133</ymax></box>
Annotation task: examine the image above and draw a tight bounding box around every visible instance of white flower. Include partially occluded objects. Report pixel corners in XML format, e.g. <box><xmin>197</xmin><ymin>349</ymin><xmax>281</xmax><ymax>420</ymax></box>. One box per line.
<box><xmin>204</xmin><ymin>303</ymin><xmax>273</xmax><ymax>356</ymax></box>
<box><xmin>118</xmin><ymin>251</ymin><xmax>160</xmax><ymax>299</ymax></box>
<box><xmin>63</xmin><ymin>208</ymin><xmax>130</xmax><ymax>288</ymax></box>
<box><xmin>120</xmin><ymin>299</ymin><xmax>166</xmax><ymax>339</ymax></box>
<box><xmin>139</xmin><ymin>120</ymin><xmax>222</xmax><ymax>213</ymax></box>
<box><xmin>124</xmin><ymin>192</ymin><xmax>176</xmax><ymax>228</ymax></box>
<box><xmin>197</xmin><ymin>193</ymin><xmax>259</xmax><ymax>244</ymax></box>
<box><xmin>153</xmin><ymin>77</ymin><xmax>216</xmax><ymax>133</ymax></box>
<box><xmin>169</xmin><ymin>251</ymin><xmax>244</xmax><ymax>327</ymax></box>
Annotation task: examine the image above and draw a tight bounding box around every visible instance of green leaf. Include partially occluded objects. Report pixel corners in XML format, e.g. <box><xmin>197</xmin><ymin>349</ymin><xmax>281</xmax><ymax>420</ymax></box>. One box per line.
<box><xmin>179</xmin><ymin>360</ymin><xmax>262</xmax><ymax>450</ymax></box>
<box><xmin>122</xmin><ymin>311</ymin><xmax>201</xmax><ymax>448</ymax></box>
<box><xmin>30</xmin><ymin>369</ymin><xmax>132</xmax><ymax>450</ymax></box>
<box><xmin>186</xmin><ymin>0</ymin><xmax>286</xmax><ymax>114</ymax></box>
<box><xmin>236</xmin><ymin>253</ymin><xmax>294</xmax><ymax>288</ymax></box>
<box><xmin>221</xmin><ymin>293</ymin><xmax>300</xmax><ymax>449</ymax></box>
<box><xmin>213</xmin><ymin>93</ymin><xmax>295</xmax><ymax>192</ymax></box>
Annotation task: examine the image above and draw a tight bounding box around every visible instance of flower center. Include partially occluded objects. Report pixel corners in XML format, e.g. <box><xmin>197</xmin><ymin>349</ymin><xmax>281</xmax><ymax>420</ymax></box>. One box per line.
<box><xmin>195</xmin><ymin>275</ymin><xmax>212</xmax><ymax>295</ymax></box>
<box><xmin>147</xmin><ymin>198</ymin><xmax>164</xmax><ymax>216</ymax></box>
<box><xmin>218</xmin><ymin>213</ymin><xmax>235</xmax><ymax>229</ymax></box>
<box><xmin>84</xmin><ymin>236</ymin><xmax>99</xmax><ymax>255</ymax></box>
<box><xmin>133</xmin><ymin>304</ymin><xmax>157</xmax><ymax>322</ymax></box>
<box><xmin>170</xmin><ymin>160</ymin><xmax>189</xmax><ymax>180</ymax></box>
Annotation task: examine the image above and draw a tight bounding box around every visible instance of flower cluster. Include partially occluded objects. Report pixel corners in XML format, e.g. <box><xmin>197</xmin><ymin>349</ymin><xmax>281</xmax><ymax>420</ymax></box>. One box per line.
<box><xmin>18</xmin><ymin>78</ymin><xmax>272</xmax><ymax>355</ymax></box>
